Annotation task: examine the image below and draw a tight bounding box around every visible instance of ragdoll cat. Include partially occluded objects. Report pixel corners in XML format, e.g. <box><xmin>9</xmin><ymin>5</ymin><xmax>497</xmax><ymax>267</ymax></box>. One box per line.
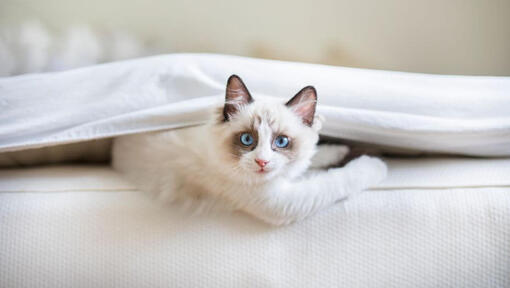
<box><xmin>112</xmin><ymin>75</ymin><xmax>387</xmax><ymax>225</ymax></box>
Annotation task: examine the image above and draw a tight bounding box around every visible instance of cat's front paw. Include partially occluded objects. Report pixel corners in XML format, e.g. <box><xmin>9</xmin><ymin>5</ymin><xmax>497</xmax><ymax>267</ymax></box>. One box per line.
<box><xmin>345</xmin><ymin>155</ymin><xmax>388</xmax><ymax>185</ymax></box>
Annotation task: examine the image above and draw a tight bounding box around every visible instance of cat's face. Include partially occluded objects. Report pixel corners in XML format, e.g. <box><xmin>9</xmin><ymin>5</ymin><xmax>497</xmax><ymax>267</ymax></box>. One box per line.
<box><xmin>212</xmin><ymin>75</ymin><xmax>321</xmax><ymax>183</ymax></box>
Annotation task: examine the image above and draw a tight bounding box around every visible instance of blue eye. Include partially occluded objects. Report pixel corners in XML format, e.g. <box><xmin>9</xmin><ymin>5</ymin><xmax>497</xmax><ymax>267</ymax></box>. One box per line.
<box><xmin>240</xmin><ymin>133</ymin><xmax>254</xmax><ymax>146</ymax></box>
<box><xmin>274</xmin><ymin>135</ymin><xmax>289</xmax><ymax>148</ymax></box>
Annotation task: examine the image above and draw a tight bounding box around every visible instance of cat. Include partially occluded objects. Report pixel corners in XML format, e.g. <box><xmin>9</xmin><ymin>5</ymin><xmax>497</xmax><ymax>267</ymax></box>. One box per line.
<box><xmin>112</xmin><ymin>75</ymin><xmax>387</xmax><ymax>225</ymax></box>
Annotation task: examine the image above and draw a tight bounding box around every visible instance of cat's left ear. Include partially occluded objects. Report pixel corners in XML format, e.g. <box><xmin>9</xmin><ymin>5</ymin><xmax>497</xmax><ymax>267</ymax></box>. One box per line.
<box><xmin>286</xmin><ymin>86</ymin><xmax>317</xmax><ymax>127</ymax></box>
<box><xmin>223</xmin><ymin>75</ymin><xmax>253</xmax><ymax>121</ymax></box>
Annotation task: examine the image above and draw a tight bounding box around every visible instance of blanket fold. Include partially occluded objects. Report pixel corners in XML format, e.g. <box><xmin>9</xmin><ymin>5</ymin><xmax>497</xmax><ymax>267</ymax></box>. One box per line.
<box><xmin>1</xmin><ymin>53</ymin><xmax>509</xmax><ymax>156</ymax></box>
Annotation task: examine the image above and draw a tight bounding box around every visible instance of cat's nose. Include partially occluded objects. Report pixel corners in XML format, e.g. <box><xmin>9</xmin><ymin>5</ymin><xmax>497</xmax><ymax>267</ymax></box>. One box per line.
<box><xmin>255</xmin><ymin>158</ymin><xmax>269</xmax><ymax>168</ymax></box>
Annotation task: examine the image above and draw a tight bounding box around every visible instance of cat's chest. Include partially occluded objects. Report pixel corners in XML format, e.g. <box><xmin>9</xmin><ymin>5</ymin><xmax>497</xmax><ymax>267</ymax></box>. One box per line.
<box><xmin>186</xmin><ymin>171</ymin><xmax>264</xmax><ymax>198</ymax></box>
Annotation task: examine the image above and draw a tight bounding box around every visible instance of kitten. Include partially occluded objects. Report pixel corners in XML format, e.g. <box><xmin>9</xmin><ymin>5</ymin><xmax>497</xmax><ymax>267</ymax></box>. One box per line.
<box><xmin>112</xmin><ymin>75</ymin><xmax>387</xmax><ymax>225</ymax></box>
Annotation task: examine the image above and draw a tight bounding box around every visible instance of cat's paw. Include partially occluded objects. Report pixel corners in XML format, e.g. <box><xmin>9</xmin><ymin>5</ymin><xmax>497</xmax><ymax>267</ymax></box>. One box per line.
<box><xmin>345</xmin><ymin>155</ymin><xmax>388</xmax><ymax>185</ymax></box>
<box><xmin>310</xmin><ymin>144</ymin><xmax>350</xmax><ymax>169</ymax></box>
<box><xmin>328</xmin><ymin>145</ymin><xmax>350</xmax><ymax>161</ymax></box>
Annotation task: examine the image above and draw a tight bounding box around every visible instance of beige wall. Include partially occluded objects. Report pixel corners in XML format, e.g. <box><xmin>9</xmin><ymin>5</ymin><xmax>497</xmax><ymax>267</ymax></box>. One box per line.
<box><xmin>1</xmin><ymin>0</ymin><xmax>509</xmax><ymax>75</ymax></box>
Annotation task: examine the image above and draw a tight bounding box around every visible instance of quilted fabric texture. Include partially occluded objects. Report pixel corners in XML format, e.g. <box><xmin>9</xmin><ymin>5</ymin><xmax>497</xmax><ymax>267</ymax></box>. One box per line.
<box><xmin>1</xmin><ymin>158</ymin><xmax>509</xmax><ymax>287</ymax></box>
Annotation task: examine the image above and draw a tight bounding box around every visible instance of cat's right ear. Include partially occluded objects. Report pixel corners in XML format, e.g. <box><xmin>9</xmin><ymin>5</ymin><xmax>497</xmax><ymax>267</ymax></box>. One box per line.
<box><xmin>223</xmin><ymin>75</ymin><xmax>253</xmax><ymax>121</ymax></box>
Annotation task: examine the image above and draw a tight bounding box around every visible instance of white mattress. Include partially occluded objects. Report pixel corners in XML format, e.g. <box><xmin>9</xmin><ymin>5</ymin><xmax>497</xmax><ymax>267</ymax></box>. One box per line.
<box><xmin>1</xmin><ymin>157</ymin><xmax>509</xmax><ymax>287</ymax></box>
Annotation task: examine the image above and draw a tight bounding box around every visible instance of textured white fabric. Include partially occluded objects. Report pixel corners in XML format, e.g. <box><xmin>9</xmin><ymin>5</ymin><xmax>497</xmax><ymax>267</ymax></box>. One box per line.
<box><xmin>1</xmin><ymin>159</ymin><xmax>509</xmax><ymax>287</ymax></box>
<box><xmin>379</xmin><ymin>157</ymin><xmax>510</xmax><ymax>189</ymax></box>
<box><xmin>0</xmin><ymin>165</ymin><xmax>133</xmax><ymax>192</ymax></box>
<box><xmin>1</xmin><ymin>53</ymin><xmax>509</xmax><ymax>155</ymax></box>
<box><xmin>2</xmin><ymin>157</ymin><xmax>510</xmax><ymax>192</ymax></box>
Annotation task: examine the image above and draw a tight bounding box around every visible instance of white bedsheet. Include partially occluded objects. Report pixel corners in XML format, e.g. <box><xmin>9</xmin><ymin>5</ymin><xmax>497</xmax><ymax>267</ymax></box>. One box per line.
<box><xmin>1</xmin><ymin>158</ymin><xmax>509</xmax><ymax>287</ymax></box>
<box><xmin>1</xmin><ymin>53</ymin><xmax>510</xmax><ymax>156</ymax></box>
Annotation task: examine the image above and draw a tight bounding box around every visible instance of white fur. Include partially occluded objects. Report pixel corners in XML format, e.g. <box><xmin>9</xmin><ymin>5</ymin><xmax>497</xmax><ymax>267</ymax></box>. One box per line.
<box><xmin>112</xmin><ymin>98</ymin><xmax>387</xmax><ymax>225</ymax></box>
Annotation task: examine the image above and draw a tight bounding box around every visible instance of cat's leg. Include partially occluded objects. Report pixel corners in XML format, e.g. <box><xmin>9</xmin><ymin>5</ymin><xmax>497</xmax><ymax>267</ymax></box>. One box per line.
<box><xmin>309</xmin><ymin>144</ymin><xmax>350</xmax><ymax>169</ymax></box>
<box><xmin>243</xmin><ymin>155</ymin><xmax>387</xmax><ymax>225</ymax></box>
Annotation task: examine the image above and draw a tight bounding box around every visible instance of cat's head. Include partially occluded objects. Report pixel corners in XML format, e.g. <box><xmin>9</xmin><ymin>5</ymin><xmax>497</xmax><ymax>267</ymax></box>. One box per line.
<box><xmin>212</xmin><ymin>75</ymin><xmax>322</xmax><ymax>183</ymax></box>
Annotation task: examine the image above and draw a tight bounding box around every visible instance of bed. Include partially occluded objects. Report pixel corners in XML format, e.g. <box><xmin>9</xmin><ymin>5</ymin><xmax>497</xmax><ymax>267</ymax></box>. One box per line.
<box><xmin>1</xmin><ymin>54</ymin><xmax>509</xmax><ymax>287</ymax></box>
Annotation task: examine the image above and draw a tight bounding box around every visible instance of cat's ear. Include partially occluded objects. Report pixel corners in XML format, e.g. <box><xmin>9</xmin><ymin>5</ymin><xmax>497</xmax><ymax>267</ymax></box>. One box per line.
<box><xmin>223</xmin><ymin>75</ymin><xmax>253</xmax><ymax>121</ymax></box>
<box><xmin>286</xmin><ymin>86</ymin><xmax>317</xmax><ymax>126</ymax></box>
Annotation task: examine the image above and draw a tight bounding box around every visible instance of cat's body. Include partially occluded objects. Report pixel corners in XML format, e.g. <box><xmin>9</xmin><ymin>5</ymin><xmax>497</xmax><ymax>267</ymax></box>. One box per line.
<box><xmin>113</xmin><ymin>75</ymin><xmax>387</xmax><ymax>225</ymax></box>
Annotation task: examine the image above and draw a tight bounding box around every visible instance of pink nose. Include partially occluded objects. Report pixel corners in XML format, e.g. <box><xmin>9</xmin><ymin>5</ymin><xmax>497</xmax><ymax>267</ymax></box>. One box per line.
<box><xmin>255</xmin><ymin>159</ymin><xmax>269</xmax><ymax>168</ymax></box>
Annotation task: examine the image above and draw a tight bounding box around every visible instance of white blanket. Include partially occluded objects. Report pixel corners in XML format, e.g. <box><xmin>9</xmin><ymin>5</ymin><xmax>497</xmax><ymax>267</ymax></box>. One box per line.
<box><xmin>1</xmin><ymin>53</ymin><xmax>510</xmax><ymax>155</ymax></box>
